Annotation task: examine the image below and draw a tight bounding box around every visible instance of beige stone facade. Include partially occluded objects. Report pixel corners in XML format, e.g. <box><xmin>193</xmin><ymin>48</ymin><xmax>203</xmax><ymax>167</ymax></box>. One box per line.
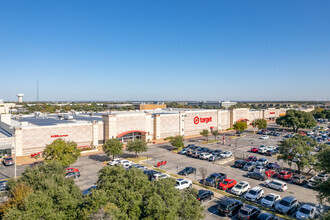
<box><xmin>0</xmin><ymin>106</ymin><xmax>315</xmax><ymax>156</ymax></box>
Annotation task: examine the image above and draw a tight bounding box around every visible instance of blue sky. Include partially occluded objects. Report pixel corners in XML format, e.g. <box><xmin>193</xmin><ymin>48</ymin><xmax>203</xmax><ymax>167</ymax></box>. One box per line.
<box><xmin>0</xmin><ymin>0</ymin><xmax>329</xmax><ymax>102</ymax></box>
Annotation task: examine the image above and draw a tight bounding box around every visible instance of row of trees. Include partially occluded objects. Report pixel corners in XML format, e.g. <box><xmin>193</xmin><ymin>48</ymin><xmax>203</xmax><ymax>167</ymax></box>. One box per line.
<box><xmin>312</xmin><ymin>108</ymin><xmax>330</xmax><ymax>120</ymax></box>
<box><xmin>102</xmin><ymin>138</ymin><xmax>148</xmax><ymax>159</ymax></box>
<box><xmin>0</xmin><ymin>163</ymin><xmax>204</xmax><ymax>219</ymax></box>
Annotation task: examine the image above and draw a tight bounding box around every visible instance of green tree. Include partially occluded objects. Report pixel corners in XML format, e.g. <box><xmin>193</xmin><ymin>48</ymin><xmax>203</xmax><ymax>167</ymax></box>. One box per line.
<box><xmin>169</xmin><ymin>135</ymin><xmax>184</xmax><ymax>151</ymax></box>
<box><xmin>91</xmin><ymin>166</ymin><xmax>204</xmax><ymax>219</ymax></box>
<box><xmin>200</xmin><ymin>129</ymin><xmax>209</xmax><ymax>141</ymax></box>
<box><xmin>276</xmin><ymin>109</ymin><xmax>317</xmax><ymax>133</ymax></box>
<box><xmin>252</xmin><ymin>118</ymin><xmax>267</xmax><ymax>130</ymax></box>
<box><xmin>277</xmin><ymin>135</ymin><xmax>317</xmax><ymax>173</ymax></box>
<box><xmin>126</xmin><ymin>139</ymin><xmax>148</xmax><ymax>157</ymax></box>
<box><xmin>211</xmin><ymin>130</ymin><xmax>220</xmax><ymax>140</ymax></box>
<box><xmin>314</xmin><ymin>146</ymin><xmax>330</xmax><ymax>204</ymax></box>
<box><xmin>0</xmin><ymin>162</ymin><xmax>85</xmax><ymax>219</ymax></box>
<box><xmin>102</xmin><ymin>138</ymin><xmax>123</xmax><ymax>159</ymax></box>
<box><xmin>43</xmin><ymin>139</ymin><xmax>81</xmax><ymax>167</ymax></box>
<box><xmin>233</xmin><ymin>121</ymin><xmax>248</xmax><ymax>133</ymax></box>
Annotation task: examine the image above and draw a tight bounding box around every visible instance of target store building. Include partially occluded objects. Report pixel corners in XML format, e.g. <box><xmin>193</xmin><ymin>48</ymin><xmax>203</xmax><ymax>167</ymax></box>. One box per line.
<box><xmin>0</xmin><ymin>107</ymin><xmax>313</xmax><ymax>157</ymax></box>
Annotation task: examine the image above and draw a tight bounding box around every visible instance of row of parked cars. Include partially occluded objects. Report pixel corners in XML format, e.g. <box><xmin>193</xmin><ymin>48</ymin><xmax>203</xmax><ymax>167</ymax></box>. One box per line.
<box><xmin>250</xmin><ymin>145</ymin><xmax>279</xmax><ymax>157</ymax></box>
<box><xmin>178</xmin><ymin>144</ymin><xmax>233</xmax><ymax>161</ymax></box>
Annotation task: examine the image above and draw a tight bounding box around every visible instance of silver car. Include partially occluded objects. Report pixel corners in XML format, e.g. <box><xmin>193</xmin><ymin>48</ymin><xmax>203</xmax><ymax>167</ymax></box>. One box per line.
<box><xmin>261</xmin><ymin>193</ymin><xmax>281</xmax><ymax>208</ymax></box>
<box><xmin>296</xmin><ymin>204</ymin><xmax>317</xmax><ymax>219</ymax></box>
<box><xmin>275</xmin><ymin>196</ymin><xmax>299</xmax><ymax>215</ymax></box>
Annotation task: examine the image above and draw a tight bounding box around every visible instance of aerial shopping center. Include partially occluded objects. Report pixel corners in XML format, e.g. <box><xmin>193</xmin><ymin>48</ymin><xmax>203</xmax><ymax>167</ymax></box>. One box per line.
<box><xmin>0</xmin><ymin>107</ymin><xmax>314</xmax><ymax>157</ymax></box>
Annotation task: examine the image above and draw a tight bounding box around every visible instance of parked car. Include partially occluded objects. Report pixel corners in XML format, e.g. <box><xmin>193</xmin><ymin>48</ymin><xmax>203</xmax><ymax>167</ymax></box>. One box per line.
<box><xmin>108</xmin><ymin>159</ymin><xmax>122</xmax><ymax>166</ymax></box>
<box><xmin>238</xmin><ymin>205</ymin><xmax>260</xmax><ymax>220</ymax></box>
<box><xmin>0</xmin><ymin>180</ymin><xmax>8</xmax><ymax>191</ymax></box>
<box><xmin>2</xmin><ymin>157</ymin><xmax>14</xmax><ymax>166</ymax></box>
<box><xmin>219</xmin><ymin>179</ymin><xmax>237</xmax><ymax>190</ymax></box>
<box><xmin>243</xmin><ymin>161</ymin><xmax>257</xmax><ymax>171</ymax></box>
<box><xmin>307</xmin><ymin>177</ymin><xmax>318</xmax><ymax>188</ymax></box>
<box><xmin>266</xmin><ymin>162</ymin><xmax>280</xmax><ymax>170</ymax></box>
<box><xmin>144</xmin><ymin>170</ymin><xmax>161</xmax><ymax>180</ymax></box>
<box><xmin>212</xmin><ymin>149</ymin><xmax>223</xmax><ymax>155</ymax></box>
<box><xmin>82</xmin><ymin>185</ymin><xmax>97</xmax><ymax>196</ymax></box>
<box><xmin>244</xmin><ymin>186</ymin><xmax>264</xmax><ymax>202</ymax></box>
<box><xmin>231</xmin><ymin>181</ymin><xmax>250</xmax><ymax>196</ymax></box>
<box><xmin>129</xmin><ymin>164</ymin><xmax>147</xmax><ymax>170</ymax></box>
<box><xmin>152</xmin><ymin>173</ymin><xmax>170</xmax><ymax>181</ymax></box>
<box><xmin>295</xmin><ymin>204</ymin><xmax>317</xmax><ymax>220</ymax></box>
<box><xmin>220</xmin><ymin>151</ymin><xmax>232</xmax><ymax>158</ymax></box>
<box><xmin>246</xmin><ymin>156</ymin><xmax>258</xmax><ymax>162</ymax></box>
<box><xmin>315</xmin><ymin>173</ymin><xmax>329</xmax><ymax>181</ymax></box>
<box><xmin>178</xmin><ymin>149</ymin><xmax>187</xmax><ymax>155</ymax></box>
<box><xmin>247</xmin><ymin>171</ymin><xmax>268</xmax><ymax>181</ymax></box>
<box><xmin>66</xmin><ymin>167</ymin><xmax>79</xmax><ymax>173</ymax></box>
<box><xmin>234</xmin><ymin>160</ymin><xmax>247</xmax><ymax>168</ymax></box>
<box><xmin>292</xmin><ymin>174</ymin><xmax>308</xmax><ymax>185</ymax></box>
<box><xmin>191</xmin><ymin>151</ymin><xmax>201</xmax><ymax>158</ymax></box>
<box><xmin>260</xmin><ymin>135</ymin><xmax>269</xmax><ymax>140</ymax></box>
<box><xmin>175</xmin><ymin>178</ymin><xmax>192</xmax><ymax>190</ymax></box>
<box><xmin>205</xmin><ymin>173</ymin><xmax>226</xmax><ymax>187</ymax></box>
<box><xmin>217</xmin><ymin>197</ymin><xmax>243</xmax><ymax>217</ymax></box>
<box><xmin>265</xmin><ymin>169</ymin><xmax>276</xmax><ymax>178</ymax></box>
<box><xmin>251</xmin><ymin>147</ymin><xmax>259</xmax><ymax>153</ymax></box>
<box><xmin>199</xmin><ymin>152</ymin><xmax>213</xmax><ymax>160</ymax></box>
<box><xmin>278</xmin><ymin>170</ymin><xmax>293</xmax><ymax>181</ymax></box>
<box><xmin>265</xmin><ymin>179</ymin><xmax>287</xmax><ymax>192</ymax></box>
<box><xmin>261</xmin><ymin>193</ymin><xmax>281</xmax><ymax>208</ymax></box>
<box><xmin>254</xmin><ymin>165</ymin><xmax>266</xmax><ymax>173</ymax></box>
<box><xmin>265</xmin><ymin>149</ymin><xmax>278</xmax><ymax>156</ymax></box>
<box><xmin>256</xmin><ymin>212</ymin><xmax>279</xmax><ymax>220</ymax></box>
<box><xmin>65</xmin><ymin>171</ymin><xmax>80</xmax><ymax>179</ymax></box>
<box><xmin>178</xmin><ymin>167</ymin><xmax>196</xmax><ymax>176</ymax></box>
<box><xmin>208</xmin><ymin>154</ymin><xmax>221</xmax><ymax>161</ymax></box>
<box><xmin>275</xmin><ymin>196</ymin><xmax>299</xmax><ymax>215</ymax></box>
<box><xmin>197</xmin><ymin>190</ymin><xmax>214</xmax><ymax>202</ymax></box>
<box><xmin>258</xmin><ymin>147</ymin><xmax>268</xmax><ymax>154</ymax></box>
<box><xmin>256</xmin><ymin>157</ymin><xmax>268</xmax><ymax>166</ymax></box>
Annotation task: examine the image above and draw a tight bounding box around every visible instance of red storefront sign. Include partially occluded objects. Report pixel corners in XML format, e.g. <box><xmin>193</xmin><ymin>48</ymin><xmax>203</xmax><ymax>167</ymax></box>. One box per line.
<box><xmin>270</xmin><ymin>112</ymin><xmax>275</xmax><ymax>114</ymax></box>
<box><xmin>194</xmin><ymin>116</ymin><xmax>212</xmax><ymax>124</ymax></box>
<box><xmin>51</xmin><ymin>134</ymin><xmax>68</xmax><ymax>138</ymax></box>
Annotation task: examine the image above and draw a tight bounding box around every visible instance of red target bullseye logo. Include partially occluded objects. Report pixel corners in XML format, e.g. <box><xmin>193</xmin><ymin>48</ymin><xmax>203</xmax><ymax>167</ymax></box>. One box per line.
<box><xmin>194</xmin><ymin>116</ymin><xmax>200</xmax><ymax>124</ymax></box>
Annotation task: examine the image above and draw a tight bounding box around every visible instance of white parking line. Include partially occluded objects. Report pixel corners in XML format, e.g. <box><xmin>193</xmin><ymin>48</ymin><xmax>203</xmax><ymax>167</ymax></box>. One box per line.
<box><xmin>202</xmin><ymin>198</ymin><xmax>215</xmax><ymax>206</ymax></box>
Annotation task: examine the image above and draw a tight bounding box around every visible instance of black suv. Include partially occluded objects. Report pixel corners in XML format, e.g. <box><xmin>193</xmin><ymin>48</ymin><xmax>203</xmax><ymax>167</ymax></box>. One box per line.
<box><xmin>205</xmin><ymin>173</ymin><xmax>227</xmax><ymax>187</ymax></box>
<box><xmin>234</xmin><ymin>160</ymin><xmax>247</xmax><ymax>168</ymax></box>
<box><xmin>247</xmin><ymin>171</ymin><xmax>268</xmax><ymax>181</ymax></box>
<box><xmin>238</xmin><ymin>205</ymin><xmax>260</xmax><ymax>220</ymax></box>
<box><xmin>144</xmin><ymin>170</ymin><xmax>161</xmax><ymax>180</ymax></box>
<box><xmin>197</xmin><ymin>190</ymin><xmax>214</xmax><ymax>202</ymax></box>
<box><xmin>217</xmin><ymin>198</ymin><xmax>243</xmax><ymax>217</ymax></box>
<box><xmin>178</xmin><ymin>167</ymin><xmax>196</xmax><ymax>176</ymax></box>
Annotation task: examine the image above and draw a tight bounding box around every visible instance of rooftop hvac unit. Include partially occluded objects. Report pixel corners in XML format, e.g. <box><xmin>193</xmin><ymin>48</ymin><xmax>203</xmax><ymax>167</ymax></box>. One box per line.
<box><xmin>64</xmin><ymin>115</ymin><xmax>74</xmax><ymax>120</ymax></box>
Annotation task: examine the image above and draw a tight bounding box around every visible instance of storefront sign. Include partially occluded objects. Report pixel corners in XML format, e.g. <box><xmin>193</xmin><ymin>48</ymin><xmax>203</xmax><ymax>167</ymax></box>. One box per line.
<box><xmin>194</xmin><ymin>116</ymin><xmax>212</xmax><ymax>124</ymax></box>
<box><xmin>51</xmin><ymin>135</ymin><xmax>68</xmax><ymax>138</ymax></box>
<box><xmin>270</xmin><ymin>112</ymin><xmax>275</xmax><ymax>114</ymax></box>
<box><xmin>0</xmin><ymin>139</ymin><xmax>11</xmax><ymax>146</ymax></box>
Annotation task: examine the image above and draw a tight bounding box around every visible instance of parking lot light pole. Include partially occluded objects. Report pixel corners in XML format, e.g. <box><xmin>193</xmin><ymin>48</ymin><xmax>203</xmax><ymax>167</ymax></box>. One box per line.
<box><xmin>10</xmin><ymin>127</ymin><xmax>17</xmax><ymax>178</ymax></box>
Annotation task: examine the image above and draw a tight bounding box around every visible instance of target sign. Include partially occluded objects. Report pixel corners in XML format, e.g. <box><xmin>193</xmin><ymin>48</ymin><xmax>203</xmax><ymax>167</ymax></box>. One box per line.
<box><xmin>194</xmin><ymin>116</ymin><xmax>200</xmax><ymax>124</ymax></box>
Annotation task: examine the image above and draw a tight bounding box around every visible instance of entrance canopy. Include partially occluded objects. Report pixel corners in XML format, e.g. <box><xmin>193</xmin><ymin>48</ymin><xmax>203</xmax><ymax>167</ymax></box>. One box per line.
<box><xmin>236</xmin><ymin>118</ymin><xmax>249</xmax><ymax>122</ymax></box>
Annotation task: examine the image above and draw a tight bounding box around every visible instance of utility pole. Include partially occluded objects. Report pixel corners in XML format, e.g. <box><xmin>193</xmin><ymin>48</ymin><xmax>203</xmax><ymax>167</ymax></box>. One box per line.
<box><xmin>37</xmin><ymin>80</ymin><xmax>39</xmax><ymax>102</ymax></box>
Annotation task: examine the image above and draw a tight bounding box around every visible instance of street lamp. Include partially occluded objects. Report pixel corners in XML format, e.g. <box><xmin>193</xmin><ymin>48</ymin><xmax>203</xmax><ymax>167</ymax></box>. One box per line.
<box><xmin>9</xmin><ymin>127</ymin><xmax>16</xmax><ymax>178</ymax></box>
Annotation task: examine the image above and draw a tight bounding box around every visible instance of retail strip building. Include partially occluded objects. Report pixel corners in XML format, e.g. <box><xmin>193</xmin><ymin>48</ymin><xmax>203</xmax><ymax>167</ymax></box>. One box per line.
<box><xmin>0</xmin><ymin>107</ymin><xmax>313</xmax><ymax>157</ymax></box>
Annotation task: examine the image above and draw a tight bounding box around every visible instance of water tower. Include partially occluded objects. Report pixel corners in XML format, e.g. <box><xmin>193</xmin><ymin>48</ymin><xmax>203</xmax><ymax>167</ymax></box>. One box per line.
<box><xmin>17</xmin><ymin>94</ymin><xmax>24</xmax><ymax>103</ymax></box>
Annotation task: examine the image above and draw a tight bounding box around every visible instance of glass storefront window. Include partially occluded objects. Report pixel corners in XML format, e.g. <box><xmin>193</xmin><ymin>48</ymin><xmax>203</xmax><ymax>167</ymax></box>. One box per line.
<box><xmin>0</xmin><ymin>149</ymin><xmax>12</xmax><ymax>158</ymax></box>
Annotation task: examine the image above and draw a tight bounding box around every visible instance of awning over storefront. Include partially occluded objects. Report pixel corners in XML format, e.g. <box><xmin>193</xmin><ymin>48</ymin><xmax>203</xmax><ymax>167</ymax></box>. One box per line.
<box><xmin>116</xmin><ymin>130</ymin><xmax>147</xmax><ymax>138</ymax></box>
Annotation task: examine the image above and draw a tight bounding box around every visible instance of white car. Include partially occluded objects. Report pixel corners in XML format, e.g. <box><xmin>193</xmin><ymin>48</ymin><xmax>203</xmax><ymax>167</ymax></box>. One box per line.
<box><xmin>220</xmin><ymin>151</ymin><xmax>232</xmax><ymax>158</ymax></box>
<box><xmin>108</xmin><ymin>159</ymin><xmax>122</xmax><ymax>166</ymax></box>
<box><xmin>266</xmin><ymin>146</ymin><xmax>276</xmax><ymax>151</ymax></box>
<box><xmin>254</xmin><ymin>165</ymin><xmax>266</xmax><ymax>173</ymax></box>
<box><xmin>261</xmin><ymin>193</ymin><xmax>281</xmax><ymax>208</ymax></box>
<box><xmin>307</xmin><ymin>131</ymin><xmax>314</xmax><ymax>136</ymax></box>
<box><xmin>265</xmin><ymin>179</ymin><xmax>287</xmax><ymax>192</ymax></box>
<box><xmin>244</xmin><ymin>186</ymin><xmax>264</xmax><ymax>202</ymax></box>
<box><xmin>296</xmin><ymin>204</ymin><xmax>317</xmax><ymax>220</ymax></box>
<box><xmin>199</xmin><ymin>153</ymin><xmax>213</xmax><ymax>160</ymax></box>
<box><xmin>260</xmin><ymin>135</ymin><xmax>269</xmax><ymax>140</ymax></box>
<box><xmin>175</xmin><ymin>178</ymin><xmax>192</xmax><ymax>190</ymax></box>
<box><xmin>152</xmin><ymin>173</ymin><xmax>170</xmax><ymax>181</ymax></box>
<box><xmin>231</xmin><ymin>181</ymin><xmax>250</xmax><ymax>196</ymax></box>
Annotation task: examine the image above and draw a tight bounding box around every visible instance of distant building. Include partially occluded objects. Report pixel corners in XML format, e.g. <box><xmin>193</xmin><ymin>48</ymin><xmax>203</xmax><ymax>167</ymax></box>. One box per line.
<box><xmin>134</xmin><ymin>103</ymin><xmax>166</xmax><ymax>110</ymax></box>
<box><xmin>0</xmin><ymin>100</ymin><xmax>16</xmax><ymax>114</ymax></box>
<box><xmin>220</xmin><ymin>101</ymin><xmax>237</xmax><ymax>108</ymax></box>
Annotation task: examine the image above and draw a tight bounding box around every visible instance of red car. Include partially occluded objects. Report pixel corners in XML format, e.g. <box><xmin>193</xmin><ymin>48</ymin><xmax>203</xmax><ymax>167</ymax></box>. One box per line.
<box><xmin>250</xmin><ymin>148</ymin><xmax>259</xmax><ymax>153</ymax></box>
<box><xmin>66</xmin><ymin>167</ymin><xmax>79</xmax><ymax>173</ymax></box>
<box><xmin>278</xmin><ymin>170</ymin><xmax>293</xmax><ymax>180</ymax></box>
<box><xmin>246</xmin><ymin>156</ymin><xmax>257</xmax><ymax>162</ymax></box>
<box><xmin>219</xmin><ymin>179</ymin><xmax>237</xmax><ymax>190</ymax></box>
<box><xmin>265</xmin><ymin>169</ymin><xmax>276</xmax><ymax>178</ymax></box>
